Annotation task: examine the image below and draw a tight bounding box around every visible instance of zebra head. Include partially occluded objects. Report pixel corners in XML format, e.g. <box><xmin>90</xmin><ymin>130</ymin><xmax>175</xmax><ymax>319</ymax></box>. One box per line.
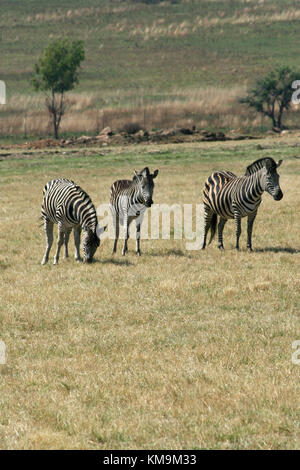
<box><xmin>134</xmin><ymin>167</ymin><xmax>159</xmax><ymax>207</ymax></box>
<box><xmin>82</xmin><ymin>225</ymin><xmax>107</xmax><ymax>263</ymax></box>
<box><xmin>262</xmin><ymin>158</ymin><xmax>283</xmax><ymax>201</ymax></box>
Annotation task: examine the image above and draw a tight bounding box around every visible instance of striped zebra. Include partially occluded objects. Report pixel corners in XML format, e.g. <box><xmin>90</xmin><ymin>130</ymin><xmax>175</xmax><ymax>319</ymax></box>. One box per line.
<box><xmin>110</xmin><ymin>167</ymin><xmax>159</xmax><ymax>256</ymax></box>
<box><xmin>201</xmin><ymin>157</ymin><xmax>283</xmax><ymax>251</ymax></box>
<box><xmin>41</xmin><ymin>178</ymin><xmax>106</xmax><ymax>265</ymax></box>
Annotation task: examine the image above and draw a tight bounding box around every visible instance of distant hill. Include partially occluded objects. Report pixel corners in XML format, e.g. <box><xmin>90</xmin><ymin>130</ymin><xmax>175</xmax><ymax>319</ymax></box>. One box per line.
<box><xmin>1</xmin><ymin>0</ymin><xmax>299</xmax><ymax>138</ymax></box>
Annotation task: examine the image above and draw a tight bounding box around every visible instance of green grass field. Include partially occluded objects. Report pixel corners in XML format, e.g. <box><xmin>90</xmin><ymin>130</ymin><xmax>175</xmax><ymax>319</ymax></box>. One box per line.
<box><xmin>0</xmin><ymin>138</ymin><xmax>299</xmax><ymax>449</ymax></box>
<box><xmin>1</xmin><ymin>0</ymin><xmax>300</xmax><ymax>94</ymax></box>
<box><xmin>1</xmin><ymin>0</ymin><xmax>300</xmax><ymax>137</ymax></box>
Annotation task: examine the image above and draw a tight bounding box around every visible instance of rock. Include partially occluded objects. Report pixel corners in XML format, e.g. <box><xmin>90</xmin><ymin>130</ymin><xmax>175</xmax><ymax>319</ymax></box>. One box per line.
<box><xmin>99</xmin><ymin>126</ymin><xmax>113</xmax><ymax>136</ymax></box>
<box><xmin>200</xmin><ymin>131</ymin><xmax>217</xmax><ymax>141</ymax></box>
<box><xmin>96</xmin><ymin>135</ymin><xmax>109</xmax><ymax>143</ymax></box>
<box><xmin>161</xmin><ymin>129</ymin><xmax>176</xmax><ymax>137</ymax></box>
<box><xmin>76</xmin><ymin>135</ymin><xmax>93</xmax><ymax>144</ymax></box>
<box><xmin>215</xmin><ymin>132</ymin><xmax>226</xmax><ymax>140</ymax></box>
<box><xmin>180</xmin><ymin>128</ymin><xmax>194</xmax><ymax>135</ymax></box>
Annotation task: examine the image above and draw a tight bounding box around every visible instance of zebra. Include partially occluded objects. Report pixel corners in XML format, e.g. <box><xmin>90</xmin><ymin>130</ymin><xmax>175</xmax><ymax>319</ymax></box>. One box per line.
<box><xmin>110</xmin><ymin>167</ymin><xmax>159</xmax><ymax>256</ymax></box>
<box><xmin>41</xmin><ymin>178</ymin><xmax>106</xmax><ymax>265</ymax></box>
<box><xmin>201</xmin><ymin>157</ymin><xmax>283</xmax><ymax>251</ymax></box>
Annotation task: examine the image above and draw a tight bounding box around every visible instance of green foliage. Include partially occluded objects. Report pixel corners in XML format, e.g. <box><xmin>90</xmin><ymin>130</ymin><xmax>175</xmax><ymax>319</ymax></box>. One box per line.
<box><xmin>32</xmin><ymin>39</ymin><xmax>85</xmax><ymax>94</ymax></box>
<box><xmin>240</xmin><ymin>67</ymin><xmax>299</xmax><ymax>129</ymax></box>
<box><xmin>32</xmin><ymin>39</ymin><xmax>85</xmax><ymax>138</ymax></box>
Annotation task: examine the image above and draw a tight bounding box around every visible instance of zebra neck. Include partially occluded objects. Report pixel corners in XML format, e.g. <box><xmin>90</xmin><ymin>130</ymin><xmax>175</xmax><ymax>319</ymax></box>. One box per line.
<box><xmin>132</xmin><ymin>184</ymin><xmax>144</xmax><ymax>204</ymax></box>
<box><xmin>81</xmin><ymin>216</ymin><xmax>98</xmax><ymax>232</ymax></box>
<box><xmin>247</xmin><ymin>171</ymin><xmax>264</xmax><ymax>201</ymax></box>
<box><xmin>75</xmin><ymin>204</ymin><xmax>98</xmax><ymax>232</ymax></box>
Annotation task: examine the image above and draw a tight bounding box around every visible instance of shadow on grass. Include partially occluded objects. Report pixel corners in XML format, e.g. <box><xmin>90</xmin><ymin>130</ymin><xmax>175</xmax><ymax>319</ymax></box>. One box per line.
<box><xmin>146</xmin><ymin>249</ymin><xmax>186</xmax><ymax>257</ymax></box>
<box><xmin>255</xmin><ymin>246</ymin><xmax>300</xmax><ymax>254</ymax></box>
<box><xmin>95</xmin><ymin>257</ymin><xmax>135</xmax><ymax>266</ymax></box>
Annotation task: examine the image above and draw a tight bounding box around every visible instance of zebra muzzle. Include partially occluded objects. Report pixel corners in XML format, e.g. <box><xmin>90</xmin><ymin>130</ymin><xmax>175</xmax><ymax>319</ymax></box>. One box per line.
<box><xmin>274</xmin><ymin>190</ymin><xmax>283</xmax><ymax>201</ymax></box>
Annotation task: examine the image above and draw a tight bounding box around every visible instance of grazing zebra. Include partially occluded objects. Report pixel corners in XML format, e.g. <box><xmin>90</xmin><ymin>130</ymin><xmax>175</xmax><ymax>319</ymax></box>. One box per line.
<box><xmin>41</xmin><ymin>178</ymin><xmax>106</xmax><ymax>265</ymax></box>
<box><xmin>201</xmin><ymin>157</ymin><xmax>283</xmax><ymax>251</ymax></box>
<box><xmin>110</xmin><ymin>167</ymin><xmax>159</xmax><ymax>256</ymax></box>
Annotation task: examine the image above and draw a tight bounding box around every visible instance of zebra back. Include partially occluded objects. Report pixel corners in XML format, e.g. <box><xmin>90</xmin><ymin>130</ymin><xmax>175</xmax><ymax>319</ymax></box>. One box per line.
<box><xmin>42</xmin><ymin>178</ymin><xmax>98</xmax><ymax>231</ymax></box>
<box><xmin>110</xmin><ymin>179</ymin><xmax>143</xmax><ymax>207</ymax></box>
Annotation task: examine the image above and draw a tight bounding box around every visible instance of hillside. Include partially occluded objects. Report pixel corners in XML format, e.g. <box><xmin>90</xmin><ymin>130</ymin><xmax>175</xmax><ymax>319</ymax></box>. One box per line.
<box><xmin>1</xmin><ymin>0</ymin><xmax>300</xmax><ymax>138</ymax></box>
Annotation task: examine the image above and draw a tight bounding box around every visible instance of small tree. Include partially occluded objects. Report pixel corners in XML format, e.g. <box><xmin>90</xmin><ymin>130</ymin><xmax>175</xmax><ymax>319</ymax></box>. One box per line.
<box><xmin>32</xmin><ymin>39</ymin><xmax>85</xmax><ymax>139</ymax></box>
<box><xmin>240</xmin><ymin>67</ymin><xmax>299</xmax><ymax>130</ymax></box>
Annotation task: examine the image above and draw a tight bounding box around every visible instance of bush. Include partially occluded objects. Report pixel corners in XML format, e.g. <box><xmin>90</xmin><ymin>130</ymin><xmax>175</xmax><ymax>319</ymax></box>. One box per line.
<box><xmin>240</xmin><ymin>66</ymin><xmax>299</xmax><ymax>130</ymax></box>
<box><xmin>121</xmin><ymin>122</ymin><xmax>143</xmax><ymax>135</ymax></box>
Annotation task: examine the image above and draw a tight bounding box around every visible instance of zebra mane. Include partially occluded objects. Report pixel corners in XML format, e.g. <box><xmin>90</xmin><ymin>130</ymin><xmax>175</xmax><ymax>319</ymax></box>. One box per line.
<box><xmin>245</xmin><ymin>158</ymin><xmax>277</xmax><ymax>176</ymax></box>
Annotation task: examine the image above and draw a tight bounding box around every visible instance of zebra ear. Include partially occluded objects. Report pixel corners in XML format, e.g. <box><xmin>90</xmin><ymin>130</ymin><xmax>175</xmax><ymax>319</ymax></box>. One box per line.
<box><xmin>276</xmin><ymin>159</ymin><xmax>283</xmax><ymax>168</ymax></box>
<box><xmin>152</xmin><ymin>169</ymin><xmax>159</xmax><ymax>179</ymax></box>
<box><xmin>141</xmin><ymin>167</ymin><xmax>150</xmax><ymax>177</ymax></box>
<box><xmin>134</xmin><ymin>170</ymin><xmax>142</xmax><ymax>180</ymax></box>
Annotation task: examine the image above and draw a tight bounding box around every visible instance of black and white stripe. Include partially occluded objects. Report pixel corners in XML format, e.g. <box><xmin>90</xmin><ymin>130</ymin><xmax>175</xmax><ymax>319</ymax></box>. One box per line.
<box><xmin>201</xmin><ymin>158</ymin><xmax>283</xmax><ymax>251</ymax></box>
<box><xmin>41</xmin><ymin>178</ymin><xmax>105</xmax><ymax>264</ymax></box>
<box><xmin>110</xmin><ymin>167</ymin><xmax>159</xmax><ymax>256</ymax></box>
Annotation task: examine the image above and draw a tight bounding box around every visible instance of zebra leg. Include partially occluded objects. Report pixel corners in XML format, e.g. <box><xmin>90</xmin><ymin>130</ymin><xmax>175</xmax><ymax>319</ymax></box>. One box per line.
<box><xmin>234</xmin><ymin>212</ymin><xmax>242</xmax><ymax>250</ymax></box>
<box><xmin>53</xmin><ymin>224</ymin><xmax>65</xmax><ymax>265</ymax></box>
<box><xmin>201</xmin><ymin>208</ymin><xmax>214</xmax><ymax>250</ymax></box>
<box><xmin>74</xmin><ymin>226</ymin><xmax>81</xmax><ymax>261</ymax></box>
<box><xmin>41</xmin><ymin>219</ymin><xmax>54</xmax><ymax>265</ymax></box>
<box><xmin>112</xmin><ymin>213</ymin><xmax>120</xmax><ymax>254</ymax></box>
<box><xmin>136</xmin><ymin>221</ymin><xmax>141</xmax><ymax>256</ymax></box>
<box><xmin>122</xmin><ymin>214</ymin><xmax>129</xmax><ymax>256</ymax></box>
<box><xmin>218</xmin><ymin>218</ymin><xmax>227</xmax><ymax>250</ymax></box>
<box><xmin>135</xmin><ymin>211</ymin><xmax>145</xmax><ymax>256</ymax></box>
<box><xmin>64</xmin><ymin>228</ymin><xmax>72</xmax><ymax>259</ymax></box>
<box><xmin>247</xmin><ymin>212</ymin><xmax>257</xmax><ymax>252</ymax></box>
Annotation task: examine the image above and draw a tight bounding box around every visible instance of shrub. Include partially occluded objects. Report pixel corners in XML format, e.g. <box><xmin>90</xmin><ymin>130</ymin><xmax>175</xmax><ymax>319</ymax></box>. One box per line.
<box><xmin>121</xmin><ymin>122</ymin><xmax>143</xmax><ymax>134</ymax></box>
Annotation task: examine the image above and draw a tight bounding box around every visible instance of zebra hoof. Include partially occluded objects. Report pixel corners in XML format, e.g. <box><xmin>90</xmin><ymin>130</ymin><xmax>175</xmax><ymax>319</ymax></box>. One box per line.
<box><xmin>41</xmin><ymin>259</ymin><xmax>48</xmax><ymax>265</ymax></box>
<box><xmin>136</xmin><ymin>251</ymin><xmax>141</xmax><ymax>256</ymax></box>
<box><xmin>218</xmin><ymin>245</ymin><xmax>224</xmax><ymax>250</ymax></box>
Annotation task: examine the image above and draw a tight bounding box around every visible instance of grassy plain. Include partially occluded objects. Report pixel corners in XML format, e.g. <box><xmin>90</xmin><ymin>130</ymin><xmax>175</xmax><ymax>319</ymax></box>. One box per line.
<box><xmin>0</xmin><ymin>138</ymin><xmax>299</xmax><ymax>449</ymax></box>
<box><xmin>1</xmin><ymin>0</ymin><xmax>300</xmax><ymax>136</ymax></box>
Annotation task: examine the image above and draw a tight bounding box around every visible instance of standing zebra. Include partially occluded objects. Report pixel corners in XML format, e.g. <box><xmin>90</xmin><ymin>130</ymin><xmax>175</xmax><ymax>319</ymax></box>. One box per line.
<box><xmin>41</xmin><ymin>178</ymin><xmax>106</xmax><ymax>265</ymax></box>
<box><xmin>110</xmin><ymin>167</ymin><xmax>159</xmax><ymax>256</ymax></box>
<box><xmin>201</xmin><ymin>157</ymin><xmax>283</xmax><ymax>251</ymax></box>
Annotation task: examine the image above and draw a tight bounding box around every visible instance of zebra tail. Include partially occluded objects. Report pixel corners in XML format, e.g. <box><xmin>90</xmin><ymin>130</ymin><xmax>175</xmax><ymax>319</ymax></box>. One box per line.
<box><xmin>208</xmin><ymin>213</ymin><xmax>217</xmax><ymax>245</ymax></box>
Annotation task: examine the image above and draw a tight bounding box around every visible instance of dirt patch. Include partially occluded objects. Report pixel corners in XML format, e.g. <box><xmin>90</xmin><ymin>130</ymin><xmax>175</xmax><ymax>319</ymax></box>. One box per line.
<box><xmin>0</xmin><ymin>128</ymin><xmax>262</xmax><ymax>153</ymax></box>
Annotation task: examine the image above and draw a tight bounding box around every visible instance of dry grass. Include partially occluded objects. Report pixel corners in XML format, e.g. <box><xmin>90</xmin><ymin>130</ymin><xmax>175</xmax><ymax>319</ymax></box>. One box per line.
<box><xmin>0</xmin><ymin>85</ymin><xmax>283</xmax><ymax>137</ymax></box>
<box><xmin>127</xmin><ymin>8</ymin><xmax>300</xmax><ymax>40</ymax></box>
<box><xmin>0</xmin><ymin>139</ymin><xmax>299</xmax><ymax>449</ymax></box>
<box><xmin>25</xmin><ymin>4</ymin><xmax>141</xmax><ymax>24</ymax></box>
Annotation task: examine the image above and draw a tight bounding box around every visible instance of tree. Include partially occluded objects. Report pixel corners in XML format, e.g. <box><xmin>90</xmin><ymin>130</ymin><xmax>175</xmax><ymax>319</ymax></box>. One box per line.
<box><xmin>32</xmin><ymin>39</ymin><xmax>85</xmax><ymax>139</ymax></box>
<box><xmin>240</xmin><ymin>67</ymin><xmax>299</xmax><ymax>130</ymax></box>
